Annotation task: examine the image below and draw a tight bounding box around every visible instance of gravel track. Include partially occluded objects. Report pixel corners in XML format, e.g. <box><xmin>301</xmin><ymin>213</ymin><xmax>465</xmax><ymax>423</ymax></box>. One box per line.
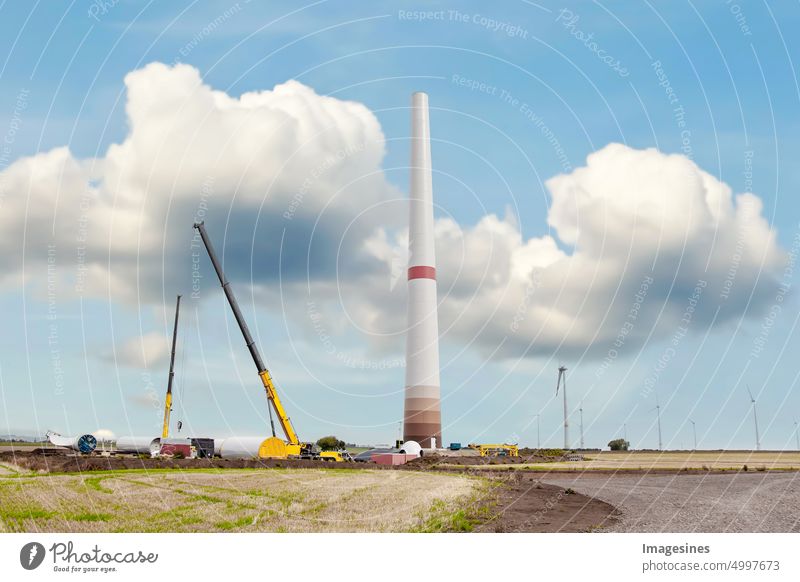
<box><xmin>543</xmin><ymin>472</ymin><xmax>800</xmax><ymax>532</ymax></box>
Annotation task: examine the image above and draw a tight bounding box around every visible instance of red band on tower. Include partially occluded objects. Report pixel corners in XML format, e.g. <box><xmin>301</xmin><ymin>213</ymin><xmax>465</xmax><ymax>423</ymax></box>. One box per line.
<box><xmin>408</xmin><ymin>266</ymin><xmax>436</xmax><ymax>280</ymax></box>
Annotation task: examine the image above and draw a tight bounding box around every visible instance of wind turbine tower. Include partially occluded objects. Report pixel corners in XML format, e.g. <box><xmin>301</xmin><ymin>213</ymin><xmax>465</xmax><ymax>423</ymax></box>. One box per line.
<box><xmin>690</xmin><ymin>419</ymin><xmax>697</xmax><ymax>451</ymax></box>
<box><xmin>650</xmin><ymin>394</ymin><xmax>663</xmax><ymax>451</ymax></box>
<box><xmin>579</xmin><ymin>402</ymin><xmax>585</xmax><ymax>449</ymax></box>
<box><xmin>556</xmin><ymin>366</ymin><xmax>568</xmax><ymax>449</ymax></box>
<box><xmin>795</xmin><ymin>418</ymin><xmax>800</xmax><ymax>451</ymax></box>
<box><xmin>403</xmin><ymin>92</ymin><xmax>441</xmax><ymax>448</ymax></box>
<box><xmin>747</xmin><ymin>386</ymin><xmax>760</xmax><ymax>451</ymax></box>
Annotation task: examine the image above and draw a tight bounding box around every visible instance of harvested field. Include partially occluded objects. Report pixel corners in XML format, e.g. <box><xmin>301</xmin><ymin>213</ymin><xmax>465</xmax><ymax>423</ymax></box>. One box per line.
<box><xmin>0</xmin><ymin>453</ymin><xmax>619</xmax><ymax>533</ymax></box>
<box><xmin>543</xmin><ymin>472</ymin><xmax>800</xmax><ymax>532</ymax></box>
<box><xmin>0</xmin><ymin>468</ymin><xmax>478</xmax><ymax>533</ymax></box>
<box><xmin>439</xmin><ymin>451</ymin><xmax>800</xmax><ymax>472</ymax></box>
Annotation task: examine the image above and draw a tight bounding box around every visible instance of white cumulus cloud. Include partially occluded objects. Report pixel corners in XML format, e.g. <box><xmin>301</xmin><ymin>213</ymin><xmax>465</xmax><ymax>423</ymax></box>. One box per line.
<box><xmin>0</xmin><ymin>62</ymin><xmax>395</xmax><ymax>303</ymax></box>
<box><xmin>0</xmin><ymin>63</ymin><xmax>785</xmax><ymax>363</ymax></box>
<box><xmin>355</xmin><ymin>144</ymin><xmax>785</xmax><ymax>359</ymax></box>
<box><xmin>116</xmin><ymin>331</ymin><xmax>171</xmax><ymax>368</ymax></box>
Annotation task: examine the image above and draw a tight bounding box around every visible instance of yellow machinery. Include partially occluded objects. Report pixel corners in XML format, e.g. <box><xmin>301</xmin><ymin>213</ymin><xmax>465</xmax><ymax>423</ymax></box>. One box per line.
<box><xmin>319</xmin><ymin>450</ymin><xmax>354</xmax><ymax>462</ymax></box>
<box><xmin>194</xmin><ymin>222</ymin><xmax>314</xmax><ymax>459</ymax></box>
<box><xmin>469</xmin><ymin>444</ymin><xmax>519</xmax><ymax>457</ymax></box>
<box><xmin>162</xmin><ymin>294</ymin><xmax>181</xmax><ymax>439</ymax></box>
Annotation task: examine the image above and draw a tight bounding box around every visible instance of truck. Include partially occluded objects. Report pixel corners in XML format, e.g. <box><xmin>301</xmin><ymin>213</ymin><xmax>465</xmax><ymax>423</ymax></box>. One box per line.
<box><xmin>319</xmin><ymin>450</ymin><xmax>355</xmax><ymax>462</ymax></box>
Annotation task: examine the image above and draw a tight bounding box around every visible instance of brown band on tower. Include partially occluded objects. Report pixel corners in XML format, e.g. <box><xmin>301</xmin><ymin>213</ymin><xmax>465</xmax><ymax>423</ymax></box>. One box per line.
<box><xmin>403</xmin><ymin>399</ymin><xmax>440</xmax><ymax>421</ymax></box>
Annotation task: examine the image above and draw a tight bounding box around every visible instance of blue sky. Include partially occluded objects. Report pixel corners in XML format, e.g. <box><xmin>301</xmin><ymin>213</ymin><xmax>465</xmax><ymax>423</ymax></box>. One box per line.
<box><xmin>1</xmin><ymin>1</ymin><xmax>799</xmax><ymax>450</ymax></box>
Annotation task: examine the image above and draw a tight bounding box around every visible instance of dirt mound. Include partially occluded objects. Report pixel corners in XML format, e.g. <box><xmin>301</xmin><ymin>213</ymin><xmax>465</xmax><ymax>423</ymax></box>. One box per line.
<box><xmin>0</xmin><ymin>451</ymin><xmax>389</xmax><ymax>473</ymax></box>
<box><xmin>474</xmin><ymin>471</ymin><xmax>618</xmax><ymax>533</ymax></box>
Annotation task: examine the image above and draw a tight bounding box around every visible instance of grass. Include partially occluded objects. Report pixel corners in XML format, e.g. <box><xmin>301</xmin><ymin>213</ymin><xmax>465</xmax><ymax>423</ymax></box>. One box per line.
<box><xmin>82</xmin><ymin>476</ymin><xmax>114</xmax><ymax>494</ymax></box>
<box><xmin>216</xmin><ymin>516</ymin><xmax>255</xmax><ymax>530</ymax></box>
<box><xmin>3</xmin><ymin>507</ymin><xmax>55</xmax><ymax>520</ymax></box>
<box><xmin>0</xmin><ymin>468</ymin><xmax>480</xmax><ymax>533</ymax></box>
<box><xmin>413</xmin><ymin>477</ymin><xmax>494</xmax><ymax>533</ymax></box>
<box><xmin>419</xmin><ymin>507</ymin><xmax>477</xmax><ymax>532</ymax></box>
<box><xmin>68</xmin><ymin>512</ymin><xmax>112</xmax><ymax>522</ymax></box>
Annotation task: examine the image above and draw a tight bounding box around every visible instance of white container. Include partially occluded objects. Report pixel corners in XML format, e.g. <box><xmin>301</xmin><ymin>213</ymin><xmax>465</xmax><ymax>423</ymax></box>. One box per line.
<box><xmin>115</xmin><ymin>436</ymin><xmax>160</xmax><ymax>456</ymax></box>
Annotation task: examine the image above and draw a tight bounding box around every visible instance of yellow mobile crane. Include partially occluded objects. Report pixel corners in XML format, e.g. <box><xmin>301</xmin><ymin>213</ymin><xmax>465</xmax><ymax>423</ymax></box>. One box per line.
<box><xmin>193</xmin><ymin>221</ymin><xmax>313</xmax><ymax>459</ymax></box>
<box><xmin>162</xmin><ymin>294</ymin><xmax>182</xmax><ymax>439</ymax></box>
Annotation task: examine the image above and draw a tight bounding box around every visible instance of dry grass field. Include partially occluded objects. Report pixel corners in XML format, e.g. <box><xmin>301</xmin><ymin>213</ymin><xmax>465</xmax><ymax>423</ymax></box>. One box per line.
<box><xmin>508</xmin><ymin>451</ymin><xmax>800</xmax><ymax>471</ymax></box>
<box><xmin>0</xmin><ymin>467</ymin><xmax>480</xmax><ymax>533</ymax></box>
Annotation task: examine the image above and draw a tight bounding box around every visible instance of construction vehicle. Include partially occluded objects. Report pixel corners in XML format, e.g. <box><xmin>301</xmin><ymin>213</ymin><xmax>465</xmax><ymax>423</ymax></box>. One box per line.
<box><xmin>162</xmin><ymin>294</ymin><xmax>181</xmax><ymax>439</ymax></box>
<box><xmin>319</xmin><ymin>450</ymin><xmax>354</xmax><ymax>462</ymax></box>
<box><xmin>193</xmin><ymin>221</ymin><xmax>315</xmax><ymax>459</ymax></box>
<box><xmin>468</xmin><ymin>443</ymin><xmax>519</xmax><ymax>457</ymax></box>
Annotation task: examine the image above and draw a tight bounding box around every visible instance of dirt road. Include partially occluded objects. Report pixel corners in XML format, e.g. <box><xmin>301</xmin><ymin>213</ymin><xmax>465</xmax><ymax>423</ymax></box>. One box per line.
<box><xmin>544</xmin><ymin>472</ymin><xmax>800</xmax><ymax>532</ymax></box>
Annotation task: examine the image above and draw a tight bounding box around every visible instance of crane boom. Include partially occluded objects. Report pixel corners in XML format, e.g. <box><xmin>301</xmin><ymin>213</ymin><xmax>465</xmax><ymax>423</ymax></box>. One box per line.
<box><xmin>162</xmin><ymin>294</ymin><xmax>181</xmax><ymax>439</ymax></box>
<box><xmin>193</xmin><ymin>221</ymin><xmax>300</xmax><ymax>446</ymax></box>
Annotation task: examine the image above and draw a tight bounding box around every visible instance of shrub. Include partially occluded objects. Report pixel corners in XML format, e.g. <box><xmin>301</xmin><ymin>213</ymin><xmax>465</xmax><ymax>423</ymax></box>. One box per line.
<box><xmin>316</xmin><ymin>436</ymin><xmax>345</xmax><ymax>451</ymax></box>
<box><xmin>608</xmin><ymin>438</ymin><xmax>630</xmax><ymax>451</ymax></box>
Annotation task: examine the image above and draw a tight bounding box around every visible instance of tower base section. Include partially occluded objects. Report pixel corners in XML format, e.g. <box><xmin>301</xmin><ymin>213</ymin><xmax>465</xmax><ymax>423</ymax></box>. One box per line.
<box><xmin>403</xmin><ymin>387</ymin><xmax>441</xmax><ymax>449</ymax></box>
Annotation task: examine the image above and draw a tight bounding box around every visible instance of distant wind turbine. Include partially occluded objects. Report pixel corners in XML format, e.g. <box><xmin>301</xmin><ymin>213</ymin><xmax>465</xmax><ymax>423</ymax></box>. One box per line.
<box><xmin>747</xmin><ymin>385</ymin><xmax>761</xmax><ymax>451</ymax></box>
<box><xmin>579</xmin><ymin>402</ymin><xmax>585</xmax><ymax>449</ymax></box>
<box><xmin>690</xmin><ymin>419</ymin><xmax>697</xmax><ymax>451</ymax></box>
<box><xmin>535</xmin><ymin>413</ymin><xmax>541</xmax><ymax>449</ymax></box>
<box><xmin>794</xmin><ymin>418</ymin><xmax>799</xmax><ymax>451</ymax></box>
<box><xmin>649</xmin><ymin>394</ymin><xmax>663</xmax><ymax>451</ymax></box>
<box><xmin>556</xmin><ymin>366</ymin><xmax>568</xmax><ymax>449</ymax></box>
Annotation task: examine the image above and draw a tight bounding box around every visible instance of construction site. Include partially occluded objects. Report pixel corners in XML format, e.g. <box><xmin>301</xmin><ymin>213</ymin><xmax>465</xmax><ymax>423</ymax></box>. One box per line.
<box><xmin>1</xmin><ymin>91</ymin><xmax>798</xmax><ymax>535</ymax></box>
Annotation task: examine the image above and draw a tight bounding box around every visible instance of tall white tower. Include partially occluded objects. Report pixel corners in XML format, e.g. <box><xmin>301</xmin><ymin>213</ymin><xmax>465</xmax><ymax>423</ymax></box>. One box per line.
<box><xmin>403</xmin><ymin>92</ymin><xmax>441</xmax><ymax>449</ymax></box>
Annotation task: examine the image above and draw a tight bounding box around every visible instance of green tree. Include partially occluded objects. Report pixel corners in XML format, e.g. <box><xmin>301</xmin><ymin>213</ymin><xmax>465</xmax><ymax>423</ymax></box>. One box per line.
<box><xmin>608</xmin><ymin>438</ymin><xmax>630</xmax><ymax>451</ymax></box>
<box><xmin>316</xmin><ymin>436</ymin><xmax>345</xmax><ymax>451</ymax></box>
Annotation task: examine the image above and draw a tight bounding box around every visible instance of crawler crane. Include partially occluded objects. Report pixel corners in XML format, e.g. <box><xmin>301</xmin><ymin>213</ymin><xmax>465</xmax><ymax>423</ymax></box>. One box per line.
<box><xmin>193</xmin><ymin>221</ymin><xmax>314</xmax><ymax>459</ymax></box>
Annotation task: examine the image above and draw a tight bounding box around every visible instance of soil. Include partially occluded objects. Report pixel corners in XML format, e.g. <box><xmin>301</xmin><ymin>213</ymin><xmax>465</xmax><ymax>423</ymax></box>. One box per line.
<box><xmin>472</xmin><ymin>471</ymin><xmax>618</xmax><ymax>532</ymax></box>
<box><xmin>0</xmin><ymin>450</ymin><xmax>387</xmax><ymax>472</ymax></box>
<box><xmin>543</xmin><ymin>472</ymin><xmax>800</xmax><ymax>532</ymax></box>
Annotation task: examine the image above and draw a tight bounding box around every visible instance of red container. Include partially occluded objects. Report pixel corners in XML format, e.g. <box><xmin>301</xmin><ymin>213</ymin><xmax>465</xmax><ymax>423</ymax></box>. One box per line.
<box><xmin>371</xmin><ymin>453</ymin><xmax>416</xmax><ymax>466</ymax></box>
<box><xmin>159</xmin><ymin>443</ymin><xmax>192</xmax><ymax>458</ymax></box>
